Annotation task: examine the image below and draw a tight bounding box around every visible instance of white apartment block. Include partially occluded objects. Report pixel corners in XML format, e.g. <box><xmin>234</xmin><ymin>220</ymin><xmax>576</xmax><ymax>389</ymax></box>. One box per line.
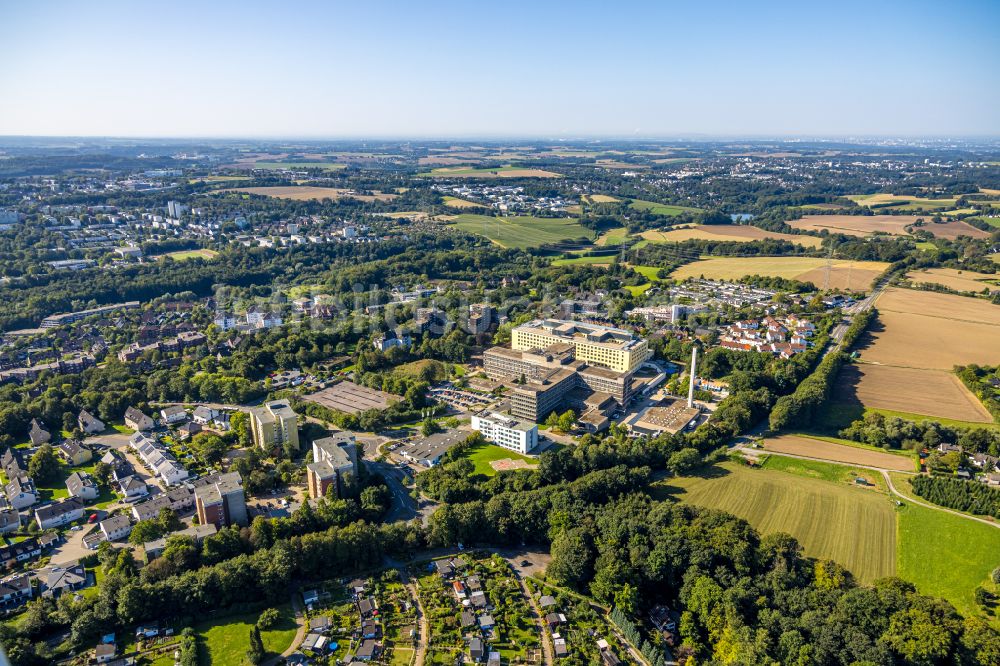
<box><xmin>471</xmin><ymin>411</ymin><xmax>539</xmax><ymax>454</ymax></box>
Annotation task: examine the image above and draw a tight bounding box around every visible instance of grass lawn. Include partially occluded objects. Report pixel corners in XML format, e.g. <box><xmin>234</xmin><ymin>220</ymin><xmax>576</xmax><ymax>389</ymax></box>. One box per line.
<box><xmin>915</xmin><ymin>241</ymin><xmax>938</xmax><ymax>251</ymax></box>
<box><xmin>458</xmin><ymin>441</ymin><xmax>537</xmax><ymax>477</ymax></box>
<box><xmin>551</xmin><ymin>254</ymin><xmax>616</xmax><ymax>266</ymax></box>
<box><xmin>896</xmin><ymin>494</ymin><xmax>1000</xmax><ymax>621</ymax></box>
<box><xmin>628</xmin><ymin>199</ymin><xmax>700</xmax><ymax>216</ymax></box>
<box><xmin>595</xmin><ymin>226</ymin><xmax>629</xmax><ymax>246</ymax></box>
<box><xmin>155</xmin><ymin>249</ymin><xmax>219</xmax><ymax>262</ymax></box>
<box><xmin>629</xmin><ymin>265</ymin><xmax>662</xmax><ymax>281</ymax></box>
<box><xmin>761</xmin><ymin>454</ymin><xmax>887</xmax><ymax>491</ymax></box>
<box><xmin>866</xmin><ymin>407</ymin><xmax>1000</xmax><ymax>432</ymax></box>
<box><xmin>624</xmin><ymin>283</ymin><xmax>652</xmax><ymax>296</ymax></box>
<box><xmin>447</xmin><ymin>214</ymin><xmax>594</xmax><ymax>250</ymax></box>
<box><xmin>194</xmin><ymin>604</ymin><xmax>298</xmax><ymax>666</ymax></box>
<box><xmin>658</xmin><ymin>460</ymin><xmax>896</xmax><ymax>582</ymax></box>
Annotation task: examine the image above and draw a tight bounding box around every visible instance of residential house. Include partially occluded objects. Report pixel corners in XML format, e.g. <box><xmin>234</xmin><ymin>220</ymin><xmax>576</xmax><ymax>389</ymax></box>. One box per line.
<box><xmin>123</xmin><ymin>407</ymin><xmax>154</xmax><ymax>432</ymax></box>
<box><xmin>301</xmin><ymin>633</ymin><xmax>329</xmax><ymax>655</ymax></box>
<box><xmin>192</xmin><ymin>406</ymin><xmax>219</xmax><ymax>425</ymax></box>
<box><xmin>309</xmin><ymin>616</ymin><xmax>332</xmax><ymax>634</ymax></box>
<box><xmin>358</xmin><ymin>596</ymin><xmax>377</xmax><ymax>618</ymax></box>
<box><xmin>0</xmin><ymin>509</ymin><xmax>21</xmax><ymax>534</ymax></box>
<box><xmin>0</xmin><ymin>574</ymin><xmax>33</xmax><ymax>609</ymax></box>
<box><xmin>143</xmin><ymin>524</ymin><xmax>217</xmax><ymax>560</ymax></box>
<box><xmin>42</xmin><ymin>564</ymin><xmax>87</xmax><ymax>597</ymax></box>
<box><xmin>6</xmin><ymin>474</ymin><xmax>39</xmax><ymax>510</ymax></box>
<box><xmin>35</xmin><ymin>497</ymin><xmax>84</xmax><ymax>530</ymax></box>
<box><xmin>2</xmin><ymin>449</ymin><xmax>26</xmax><ymax>479</ymax></box>
<box><xmin>66</xmin><ymin>471</ymin><xmax>99</xmax><ymax>500</ymax></box>
<box><xmin>0</xmin><ymin>538</ymin><xmax>42</xmax><ymax>570</ymax></box>
<box><xmin>545</xmin><ymin>613</ymin><xmax>566</xmax><ymax>630</ymax></box>
<box><xmin>35</xmin><ymin>497</ymin><xmax>85</xmax><ymax>529</ymax></box>
<box><xmin>78</xmin><ymin>409</ymin><xmax>105</xmax><ymax>434</ymax></box>
<box><xmin>160</xmin><ymin>406</ymin><xmax>187</xmax><ymax>424</ymax></box>
<box><xmin>28</xmin><ymin>418</ymin><xmax>51</xmax><ymax>446</ymax></box>
<box><xmin>177</xmin><ymin>421</ymin><xmax>201</xmax><ymax>441</ymax></box>
<box><xmin>59</xmin><ymin>439</ymin><xmax>93</xmax><ymax>466</ymax></box>
<box><xmin>553</xmin><ymin>637</ymin><xmax>568</xmax><ymax>658</ymax></box>
<box><xmin>95</xmin><ymin>643</ymin><xmax>117</xmax><ymax>664</ymax></box>
<box><xmin>131</xmin><ymin>486</ymin><xmax>194</xmax><ymax>521</ymax></box>
<box><xmin>118</xmin><ymin>475</ymin><xmax>149</xmax><ymax>499</ymax></box>
<box><xmin>99</xmin><ymin>515</ymin><xmax>132</xmax><ymax>542</ymax></box>
<box><xmin>356</xmin><ymin>639</ymin><xmax>379</xmax><ymax>661</ymax></box>
<box><xmin>469</xmin><ymin>637</ymin><xmax>485</xmax><ymax>663</ymax></box>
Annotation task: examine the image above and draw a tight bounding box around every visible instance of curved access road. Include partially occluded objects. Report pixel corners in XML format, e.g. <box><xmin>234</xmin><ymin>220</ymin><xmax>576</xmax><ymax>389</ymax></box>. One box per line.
<box><xmin>734</xmin><ymin>444</ymin><xmax>1000</xmax><ymax>532</ymax></box>
<box><xmin>879</xmin><ymin>470</ymin><xmax>1000</xmax><ymax>531</ymax></box>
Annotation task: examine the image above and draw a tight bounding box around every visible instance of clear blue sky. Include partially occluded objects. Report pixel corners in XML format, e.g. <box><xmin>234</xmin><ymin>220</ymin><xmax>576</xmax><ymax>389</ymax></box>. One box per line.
<box><xmin>1</xmin><ymin>0</ymin><xmax>997</xmax><ymax>138</ymax></box>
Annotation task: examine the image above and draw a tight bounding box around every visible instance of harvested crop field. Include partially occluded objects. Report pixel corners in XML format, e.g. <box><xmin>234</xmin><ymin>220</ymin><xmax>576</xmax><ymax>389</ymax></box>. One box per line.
<box><xmin>762</xmin><ymin>434</ymin><xmax>916</xmax><ymax>471</ymax></box>
<box><xmin>666</xmin><ymin>462</ymin><xmax>896</xmax><ymax>582</ymax></box>
<box><xmin>418</xmin><ymin>166</ymin><xmax>561</xmax><ymax>178</ymax></box>
<box><xmin>904</xmin><ymin>267</ymin><xmax>1000</xmax><ymax>293</ymax></box>
<box><xmin>226</xmin><ymin>186</ymin><xmax>396</xmax><ymax>202</ymax></box>
<box><xmin>846</xmin><ymin>193</ymin><xmax>959</xmax><ymax>211</ymax></box>
<box><xmin>834</xmin><ymin>288</ymin><xmax>1000</xmax><ymax>424</ymax></box>
<box><xmin>864</xmin><ymin>288</ymin><xmax>1000</xmax><ymax>369</ymax></box>
<box><xmin>789</xmin><ymin>215</ymin><xmax>988</xmax><ymax>239</ymax></box>
<box><xmin>670</xmin><ymin>257</ymin><xmax>889</xmax><ymax>290</ymax></box>
<box><xmin>640</xmin><ymin>224</ymin><xmax>822</xmax><ymax>248</ymax></box>
<box><xmin>838</xmin><ymin>364</ymin><xmax>993</xmax><ymax>424</ymax></box>
<box><xmin>583</xmin><ymin>194</ymin><xmax>620</xmax><ymax>204</ymax></box>
<box><xmin>442</xmin><ymin>196</ymin><xmax>485</xmax><ymax>209</ymax></box>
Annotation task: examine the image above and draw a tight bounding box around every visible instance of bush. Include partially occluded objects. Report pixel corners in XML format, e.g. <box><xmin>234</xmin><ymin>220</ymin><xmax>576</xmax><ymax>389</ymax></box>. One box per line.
<box><xmin>257</xmin><ymin>607</ymin><xmax>280</xmax><ymax>629</ymax></box>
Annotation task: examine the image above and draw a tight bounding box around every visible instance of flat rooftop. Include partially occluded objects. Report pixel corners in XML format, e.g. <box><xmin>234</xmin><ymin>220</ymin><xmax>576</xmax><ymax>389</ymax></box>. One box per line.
<box><xmin>632</xmin><ymin>399</ymin><xmax>700</xmax><ymax>434</ymax></box>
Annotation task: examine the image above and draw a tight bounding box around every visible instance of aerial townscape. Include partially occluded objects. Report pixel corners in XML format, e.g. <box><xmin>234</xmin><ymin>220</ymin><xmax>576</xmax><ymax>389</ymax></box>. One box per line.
<box><xmin>0</xmin><ymin>2</ymin><xmax>999</xmax><ymax>666</ymax></box>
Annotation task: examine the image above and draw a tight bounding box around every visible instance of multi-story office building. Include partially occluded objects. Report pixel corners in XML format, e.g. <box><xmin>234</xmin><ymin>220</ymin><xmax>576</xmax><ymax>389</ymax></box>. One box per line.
<box><xmin>511</xmin><ymin>320</ymin><xmax>650</xmax><ymax>373</ymax></box>
<box><xmin>249</xmin><ymin>400</ymin><xmax>299</xmax><ymax>451</ymax></box>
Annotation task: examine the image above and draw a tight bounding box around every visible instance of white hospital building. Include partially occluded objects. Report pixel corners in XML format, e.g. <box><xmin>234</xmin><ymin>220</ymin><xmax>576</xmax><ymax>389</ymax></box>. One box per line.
<box><xmin>471</xmin><ymin>411</ymin><xmax>539</xmax><ymax>454</ymax></box>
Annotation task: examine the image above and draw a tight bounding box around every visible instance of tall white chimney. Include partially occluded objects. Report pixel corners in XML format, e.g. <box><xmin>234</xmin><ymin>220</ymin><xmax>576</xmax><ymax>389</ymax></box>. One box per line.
<box><xmin>688</xmin><ymin>346</ymin><xmax>698</xmax><ymax>408</ymax></box>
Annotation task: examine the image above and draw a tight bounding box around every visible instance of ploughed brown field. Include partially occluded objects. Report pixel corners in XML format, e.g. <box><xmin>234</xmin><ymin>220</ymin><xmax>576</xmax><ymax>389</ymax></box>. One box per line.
<box><xmin>670</xmin><ymin>256</ymin><xmax>888</xmax><ymax>291</ymax></box>
<box><xmin>224</xmin><ymin>186</ymin><xmax>397</xmax><ymax>202</ymax></box>
<box><xmin>763</xmin><ymin>434</ymin><xmax>916</xmax><ymax>472</ymax></box>
<box><xmin>904</xmin><ymin>267</ymin><xmax>1000</xmax><ymax>294</ymax></box>
<box><xmin>789</xmin><ymin>215</ymin><xmax>989</xmax><ymax>239</ymax></box>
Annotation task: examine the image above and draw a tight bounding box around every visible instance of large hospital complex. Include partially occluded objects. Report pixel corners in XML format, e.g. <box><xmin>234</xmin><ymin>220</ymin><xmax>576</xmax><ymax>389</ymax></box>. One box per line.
<box><xmin>484</xmin><ymin>319</ymin><xmax>651</xmax><ymax>429</ymax></box>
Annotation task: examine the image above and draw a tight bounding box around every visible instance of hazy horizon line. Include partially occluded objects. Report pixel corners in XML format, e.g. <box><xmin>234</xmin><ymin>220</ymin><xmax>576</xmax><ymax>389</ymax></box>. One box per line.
<box><xmin>1</xmin><ymin>133</ymin><xmax>999</xmax><ymax>143</ymax></box>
